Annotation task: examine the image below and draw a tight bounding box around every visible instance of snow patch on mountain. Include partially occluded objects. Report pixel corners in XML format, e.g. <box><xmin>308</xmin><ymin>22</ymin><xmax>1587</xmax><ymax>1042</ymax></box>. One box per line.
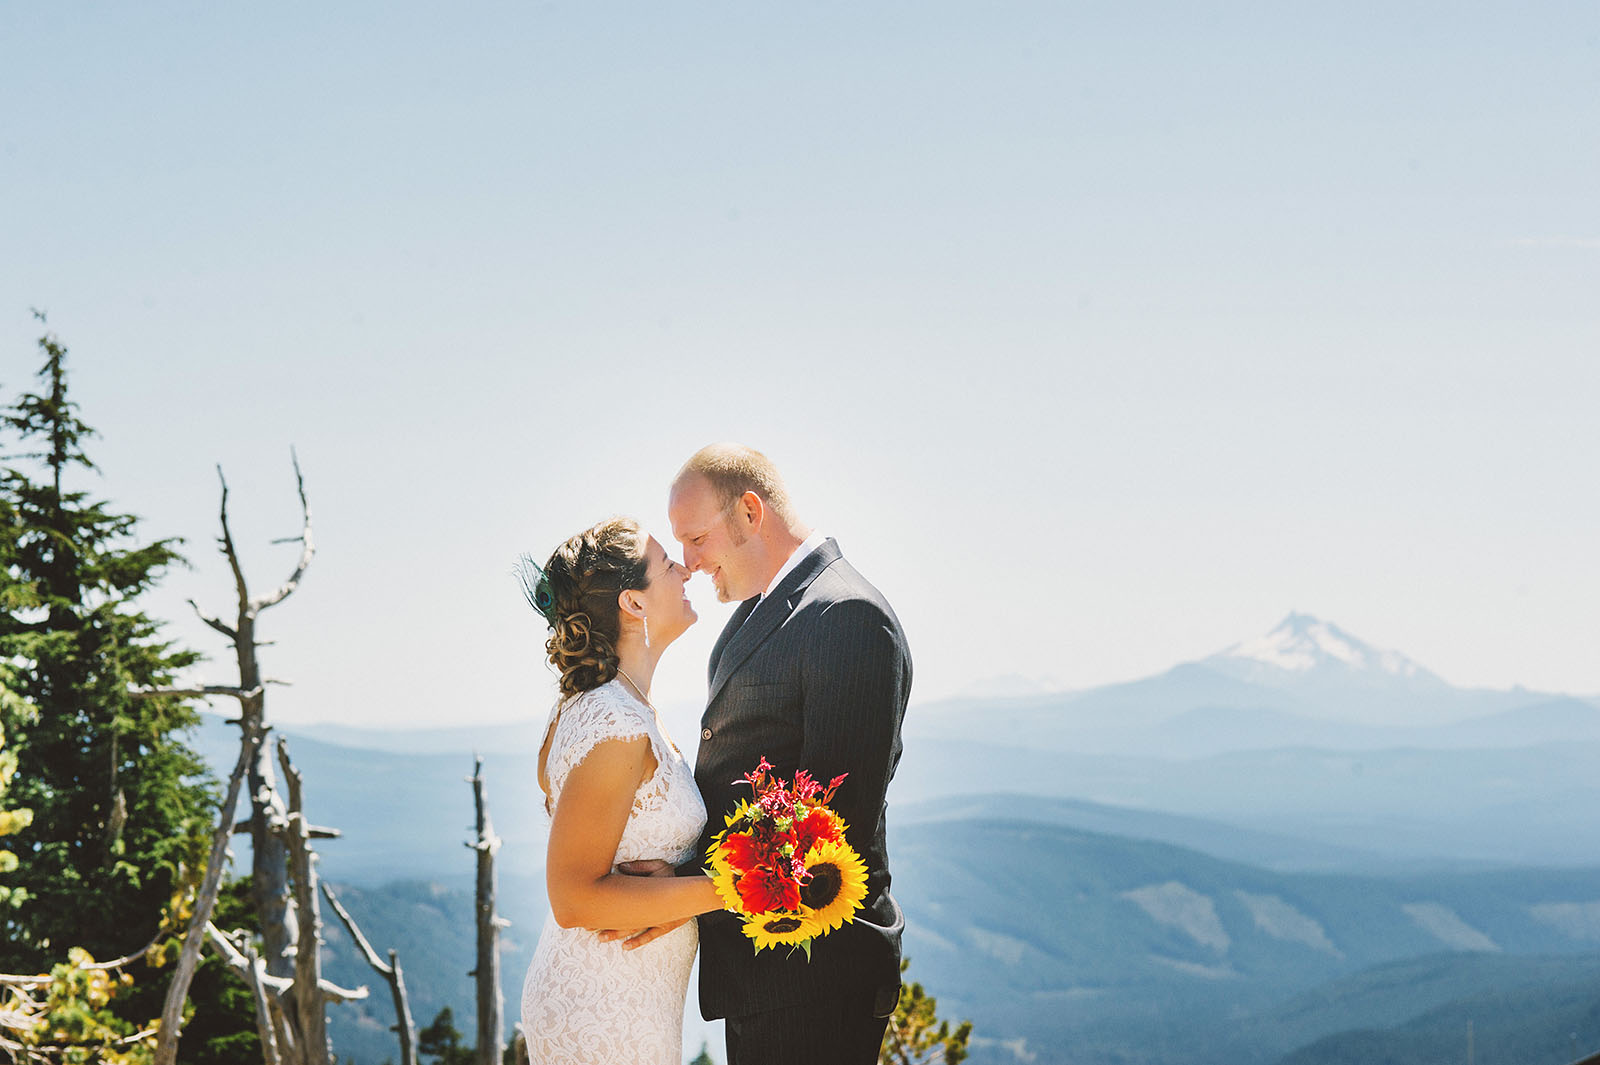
<box><xmin>1528</xmin><ymin>901</ymin><xmax>1600</xmax><ymax>942</ymax></box>
<box><xmin>1234</xmin><ymin>890</ymin><xmax>1342</xmax><ymax>956</ymax></box>
<box><xmin>1402</xmin><ymin>902</ymin><xmax>1500</xmax><ymax>952</ymax></box>
<box><xmin>1121</xmin><ymin>882</ymin><xmax>1230</xmax><ymax>952</ymax></box>
<box><xmin>1214</xmin><ymin>612</ymin><xmax>1436</xmax><ymax>682</ymax></box>
<box><xmin>1148</xmin><ymin>955</ymin><xmax>1240</xmax><ymax>980</ymax></box>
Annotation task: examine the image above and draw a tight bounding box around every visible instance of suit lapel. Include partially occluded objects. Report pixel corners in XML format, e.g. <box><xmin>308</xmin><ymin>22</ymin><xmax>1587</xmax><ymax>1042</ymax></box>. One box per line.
<box><xmin>706</xmin><ymin>539</ymin><xmax>841</xmax><ymax>708</ymax></box>
<box><xmin>707</xmin><ymin>597</ymin><xmax>758</xmax><ymax>687</ymax></box>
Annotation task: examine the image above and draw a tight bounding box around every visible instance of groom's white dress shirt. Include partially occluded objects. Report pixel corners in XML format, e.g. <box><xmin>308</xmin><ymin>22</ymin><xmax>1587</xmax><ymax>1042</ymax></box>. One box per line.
<box><xmin>761</xmin><ymin>528</ymin><xmax>828</xmax><ymax>601</ymax></box>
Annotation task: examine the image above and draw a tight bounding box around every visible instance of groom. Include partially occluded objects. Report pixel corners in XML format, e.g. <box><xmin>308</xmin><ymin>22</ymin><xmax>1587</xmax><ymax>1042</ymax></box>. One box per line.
<box><xmin>669</xmin><ymin>442</ymin><xmax>911</xmax><ymax>1064</ymax></box>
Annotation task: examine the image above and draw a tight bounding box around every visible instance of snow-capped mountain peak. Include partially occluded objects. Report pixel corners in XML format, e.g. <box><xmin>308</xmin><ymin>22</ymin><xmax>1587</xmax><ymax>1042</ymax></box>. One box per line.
<box><xmin>1212</xmin><ymin>613</ymin><xmax>1436</xmax><ymax>682</ymax></box>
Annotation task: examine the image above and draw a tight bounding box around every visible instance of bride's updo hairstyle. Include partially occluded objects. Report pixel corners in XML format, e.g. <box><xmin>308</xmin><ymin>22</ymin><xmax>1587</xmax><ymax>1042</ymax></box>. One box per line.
<box><xmin>532</xmin><ymin>518</ymin><xmax>650</xmax><ymax>698</ymax></box>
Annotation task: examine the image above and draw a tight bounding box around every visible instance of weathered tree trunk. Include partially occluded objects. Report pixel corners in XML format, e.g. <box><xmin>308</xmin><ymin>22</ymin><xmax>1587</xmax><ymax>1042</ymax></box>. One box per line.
<box><xmin>468</xmin><ymin>757</ymin><xmax>505</xmax><ymax>1065</ymax></box>
<box><xmin>148</xmin><ymin>713</ymin><xmax>265</xmax><ymax>1065</ymax></box>
<box><xmin>205</xmin><ymin>924</ymin><xmax>287</xmax><ymax>1065</ymax></box>
<box><xmin>277</xmin><ymin>739</ymin><xmax>333</xmax><ymax>1065</ymax></box>
<box><xmin>198</xmin><ymin>739</ymin><xmax>366</xmax><ymax>1065</ymax></box>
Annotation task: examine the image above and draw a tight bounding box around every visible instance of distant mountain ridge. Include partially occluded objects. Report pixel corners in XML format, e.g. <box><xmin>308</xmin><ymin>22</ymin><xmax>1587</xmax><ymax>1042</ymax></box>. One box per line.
<box><xmin>307</xmin><ymin>811</ymin><xmax>1600</xmax><ymax>1065</ymax></box>
<box><xmin>891</xmin><ymin>815</ymin><xmax>1600</xmax><ymax>1065</ymax></box>
<box><xmin>909</xmin><ymin>612</ymin><xmax>1600</xmax><ymax>753</ymax></box>
<box><xmin>251</xmin><ymin>612</ymin><xmax>1598</xmax><ymax>759</ymax></box>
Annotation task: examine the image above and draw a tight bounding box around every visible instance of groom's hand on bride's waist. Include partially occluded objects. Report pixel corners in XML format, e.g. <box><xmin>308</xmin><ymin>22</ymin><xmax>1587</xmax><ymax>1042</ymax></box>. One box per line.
<box><xmin>591</xmin><ymin>860</ymin><xmax>687</xmax><ymax>950</ymax></box>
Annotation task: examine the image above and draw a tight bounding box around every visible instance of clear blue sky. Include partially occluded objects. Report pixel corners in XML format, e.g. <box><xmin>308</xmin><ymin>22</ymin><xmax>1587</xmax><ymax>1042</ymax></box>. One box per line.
<box><xmin>3</xmin><ymin>2</ymin><xmax>1596</xmax><ymax>729</ymax></box>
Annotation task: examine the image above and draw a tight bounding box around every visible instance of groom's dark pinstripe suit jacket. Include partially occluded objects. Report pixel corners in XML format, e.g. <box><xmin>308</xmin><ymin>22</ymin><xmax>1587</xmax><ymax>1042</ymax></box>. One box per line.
<box><xmin>690</xmin><ymin>538</ymin><xmax>912</xmax><ymax>1021</ymax></box>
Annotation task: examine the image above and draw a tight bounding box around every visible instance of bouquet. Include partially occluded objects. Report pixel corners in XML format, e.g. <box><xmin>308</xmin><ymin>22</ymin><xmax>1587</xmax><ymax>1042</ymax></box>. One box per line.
<box><xmin>706</xmin><ymin>757</ymin><xmax>870</xmax><ymax>956</ymax></box>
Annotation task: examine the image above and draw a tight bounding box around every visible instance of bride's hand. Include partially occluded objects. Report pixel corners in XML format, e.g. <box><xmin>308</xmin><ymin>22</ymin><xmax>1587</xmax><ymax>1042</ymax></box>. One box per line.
<box><xmin>593</xmin><ymin>860</ymin><xmax>681</xmax><ymax>948</ymax></box>
<box><xmin>612</xmin><ymin>917</ymin><xmax>690</xmax><ymax>950</ymax></box>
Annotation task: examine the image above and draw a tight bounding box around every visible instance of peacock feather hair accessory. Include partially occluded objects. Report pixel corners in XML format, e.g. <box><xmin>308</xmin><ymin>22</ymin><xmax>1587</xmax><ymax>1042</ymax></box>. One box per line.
<box><xmin>515</xmin><ymin>555</ymin><xmax>558</xmax><ymax>628</ymax></box>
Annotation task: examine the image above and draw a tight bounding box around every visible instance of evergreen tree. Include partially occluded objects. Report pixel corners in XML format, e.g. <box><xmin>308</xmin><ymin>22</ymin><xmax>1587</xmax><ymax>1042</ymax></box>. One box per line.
<box><xmin>418</xmin><ymin>1007</ymin><xmax>474</xmax><ymax>1065</ymax></box>
<box><xmin>0</xmin><ymin>663</ymin><xmax>36</xmax><ymax>912</ymax></box>
<box><xmin>0</xmin><ymin>323</ymin><xmax>214</xmax><ymax>969</ymax></box>
<box><xmin>879</xmin><ymin>959</ymin><xmax>973</xmax><ymax>1065</ymax></box>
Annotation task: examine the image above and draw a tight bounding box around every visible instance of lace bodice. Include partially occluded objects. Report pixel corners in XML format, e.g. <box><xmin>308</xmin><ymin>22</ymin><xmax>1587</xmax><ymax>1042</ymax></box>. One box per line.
<box><xmin>540</xmin><ymin>680</ymin><xmax>705</xmax><ymax>866</ymax></box>
<box><xmin>520</xmin><ymin>680</ymin><xmax>707</xmax><ymax>1064</ymax></box>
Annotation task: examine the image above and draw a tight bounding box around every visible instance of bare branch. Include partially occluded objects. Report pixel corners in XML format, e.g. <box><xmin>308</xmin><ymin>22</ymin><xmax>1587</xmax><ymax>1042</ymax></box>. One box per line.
<box><xmin>277</xmin><ymin>737</ymin><xmax>304</xmax><ymax>816</ymax></box>
<box><xmin>153</xmin><ymin>720</ymin><xmax>263</xmax><ymax>1065</ymax></box>
<box><xmin>188</xmin><ymin>598</ymin><xmax>238</xmax><ymax>640</ymax></box>
<box><xmin>316</xmin><ymin>980</ymin><xmax>369</xmax><ymax>1003</ymax></box>
<box><xmin>320</xmin><ymin>885</ymin><xmax>389</xmax><ymax>975</ymax></box>
<box><xmin>320</xmin><ymin>883</ymin><xmax>418</xmax><ymax>1063</ymax></box>
<box><xmin>253</xmin><ymin>448</ymin><xmax>315</xmax><ymax>613</ymax></box>
<box><xmin>129</xmin><ymin>685</ymin><xmax>263</xmax><ymax>702</ymax></box>
<box><xmin>0</xmin><ymin>930</ymin><xmax>167</xmax><ymax>989</ymax></box>
<box><xmin>203</xmin><ymin>924</ymin><xmax>291</xmax><ymax>994</ymax></box>
<box><xmin>217</xmin><ymin>465</ymin><xmax>251</xmax><ymax>614</ymax></box>
<box><xmin>204</xmin><ymin>922</ymin><xmax>289</xmax><ymax>1065</ymax></box>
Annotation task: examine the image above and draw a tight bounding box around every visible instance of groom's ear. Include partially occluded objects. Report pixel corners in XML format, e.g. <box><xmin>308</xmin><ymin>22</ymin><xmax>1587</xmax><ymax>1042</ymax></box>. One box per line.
<box><xmin>736</xmin><ymin>490</ymin><xmax>764</xmax><ymax>530</ymax></box>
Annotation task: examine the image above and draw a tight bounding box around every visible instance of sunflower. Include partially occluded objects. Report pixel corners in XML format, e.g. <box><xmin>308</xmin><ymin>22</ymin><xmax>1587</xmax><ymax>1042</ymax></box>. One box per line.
<box><xmin>708</xmin><ymin>855</ymin><xmax>744</xmax><ymax>913</ymax></box>
<box><xmin>722</xmin><ymin>799</ymin><xmax>754</xmax><ymax>829</ymax></box>
<box><xmin>797</xmin><ymin>839</ymin><xmax>869</xmax><ymax>936</ymax></box>
<box><xmin>741</xmin><ymin>910</ymin><xmax>819</xmax><ymax>952</ymax></box>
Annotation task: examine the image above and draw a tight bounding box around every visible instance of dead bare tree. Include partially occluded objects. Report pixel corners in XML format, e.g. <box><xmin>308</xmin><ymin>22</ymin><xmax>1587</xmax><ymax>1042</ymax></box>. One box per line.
<box><xmin>127</xmin><ymin>451</ymin><xmax>375</xmax><ymax>1065</ymax></box>
<box><xmin>467</xmin><ymin>757</ymin><xmax>507</xmax><ymax>1065</ymax></box>
<box><xmin>194</xmin><ymin>451</ymin><xmax>317</xmax><ymax>982</ymax></box>
<box><xmin>322</xmin><ymin>883</ymin><xmax>418</xmax><ymax>1065</ymax></box>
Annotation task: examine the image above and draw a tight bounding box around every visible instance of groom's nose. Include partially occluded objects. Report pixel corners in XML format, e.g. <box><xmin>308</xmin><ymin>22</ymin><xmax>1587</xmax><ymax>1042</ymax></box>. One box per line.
<box><xmin>682</xmin><ymin>543</ymin><xmax>702</xmax><ymax>571</ymax></box>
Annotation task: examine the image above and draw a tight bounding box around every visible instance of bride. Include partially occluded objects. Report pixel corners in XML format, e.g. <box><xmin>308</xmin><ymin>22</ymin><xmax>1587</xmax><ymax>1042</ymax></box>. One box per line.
<box><xmin>517</xmin><ymin>517</ymin><xmax>722</xmax><ymax>1064</ymax></box>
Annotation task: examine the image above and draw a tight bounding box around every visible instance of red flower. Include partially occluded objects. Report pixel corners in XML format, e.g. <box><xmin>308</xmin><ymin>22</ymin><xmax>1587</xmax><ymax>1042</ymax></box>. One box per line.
<box><xmin>719</xmin><ymin>831</ymin><xmax>764</xmax><ymax>874</ymax></box>
<box><xmin>736</xmin><ymin>864</ymin><xmax>801</xmax><ymax>914</ymax></box>
<box><xmin>792</xmin><ymin>807</ymin><xmax>844</xmax><ymax>855</ymax></box>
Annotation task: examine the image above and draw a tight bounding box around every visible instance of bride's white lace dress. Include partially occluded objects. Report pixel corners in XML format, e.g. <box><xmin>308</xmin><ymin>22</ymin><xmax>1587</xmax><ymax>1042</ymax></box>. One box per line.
<box><xmin>519</xmin><ymin>680</ymin><xmax>707</xmax><ymax>1065</ymax></box>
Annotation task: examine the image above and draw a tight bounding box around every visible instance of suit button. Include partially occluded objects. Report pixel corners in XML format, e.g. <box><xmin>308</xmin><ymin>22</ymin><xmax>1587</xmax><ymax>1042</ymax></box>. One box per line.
<box><xmin>701</xmin><ymin>728</ymin><xmax>713</xmax><ymax>740</ymax></box>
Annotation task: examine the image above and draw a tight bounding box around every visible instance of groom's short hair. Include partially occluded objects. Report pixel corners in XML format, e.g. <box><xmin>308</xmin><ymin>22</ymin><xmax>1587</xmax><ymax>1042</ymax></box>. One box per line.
<box><xmin>676</xmin><ymin>443</ymin><xmax>795</xmax><ymax>523</ymax></box>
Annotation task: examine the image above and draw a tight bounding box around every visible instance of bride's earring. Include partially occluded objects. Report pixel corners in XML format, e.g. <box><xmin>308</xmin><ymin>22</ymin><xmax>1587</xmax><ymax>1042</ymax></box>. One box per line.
<box><xmin>641</xmin><ymin>608</ymin><xmax>650</xmax><ymax>650</ymax></box>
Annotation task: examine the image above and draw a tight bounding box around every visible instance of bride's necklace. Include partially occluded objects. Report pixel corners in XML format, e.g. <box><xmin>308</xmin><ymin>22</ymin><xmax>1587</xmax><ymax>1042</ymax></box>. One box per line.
<box><xmin>614</xmin><ymin>666</ymin><xmax>655</xmax><ymax>711</ymax></box>
<box><xmin>615</xmin><ymin>665</ymin><xmax>683</xmax><ymax>758</ymax></box>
